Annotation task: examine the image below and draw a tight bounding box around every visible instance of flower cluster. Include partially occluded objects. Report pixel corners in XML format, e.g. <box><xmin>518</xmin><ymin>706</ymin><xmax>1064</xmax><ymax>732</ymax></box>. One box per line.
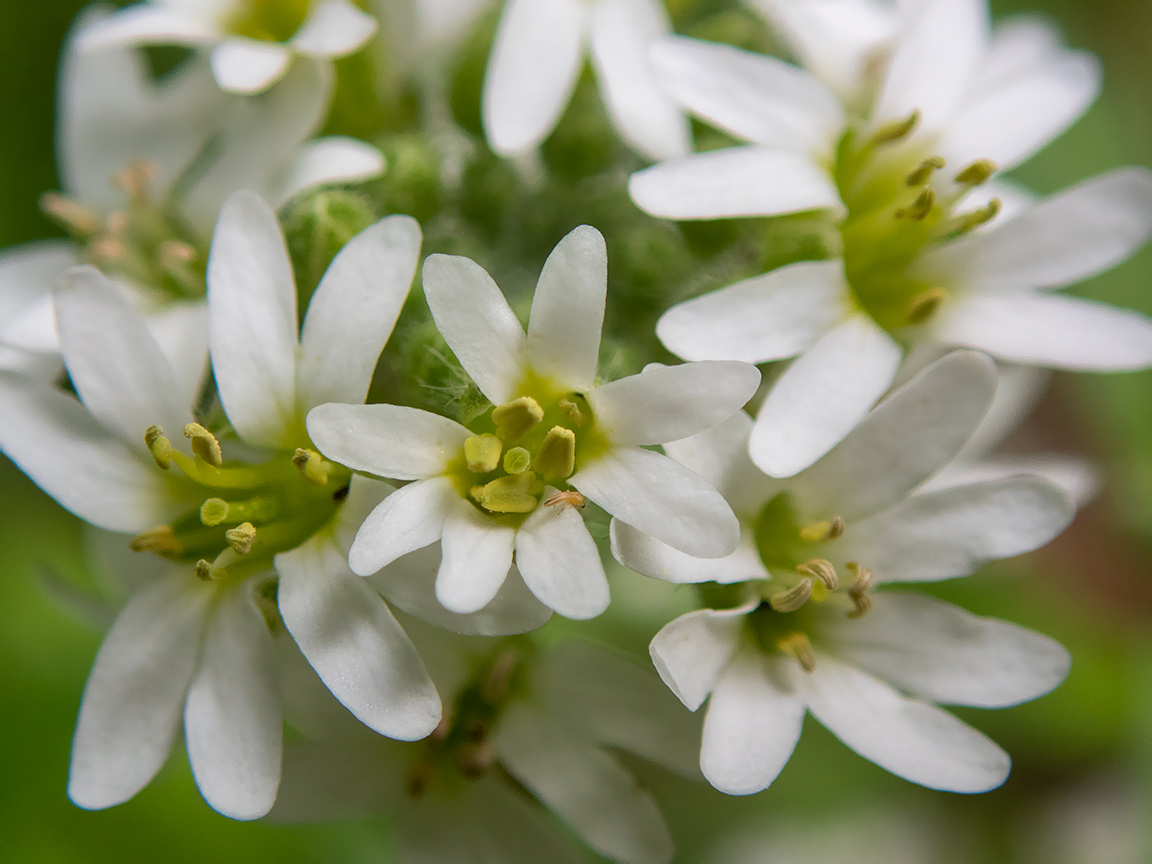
<box><xmin>1</xmin><ymin>0</ymin><xmax>1149</xmax><ymax>860</ymax></box>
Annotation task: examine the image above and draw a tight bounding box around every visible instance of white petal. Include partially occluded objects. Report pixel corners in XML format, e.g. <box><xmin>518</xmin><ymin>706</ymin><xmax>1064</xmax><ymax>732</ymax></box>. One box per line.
<box><xmin>298</xmin><ymin>216</ymin><xmax>420</xmax><ymax>410</ymax></box>
<box><xmin>791</xmin><ymin>350</ymin><xmax>996</xmax><ymax>521</ymax></box>
<box><xmin>590</xmin><ymin>361</ymin><xmax>760</xmax><ymax>446</ymax></box>
<box><xmin>927</xmin><ymin>454</ymin><xmax>1100</xmax><ymax>509</ymax></box>
<box><xmin>589</xmin><ymin>0</ymin><xmax>690</xmax><ymax>161</ymax></box>
<box><xmin>612</xmin><ymin>519</ymin><xmax>767</xmax><ymax>585</ymax></box>
<box><xmin>515</xmin><ymin>493</ymin><xmax>608</xmax><ymax>619</ymax></box>
<box><xmin>843</xmin><ymin>476</ymin><xmax>1073</xmax><ymax>582</ymax></box>
<box><xmin>210</xmin><ymin>38</ymin><xmax>293</xmax><ymax>94</ymax></box>
<box><xmin>525</xmin><ymin>225</ymin><xmax>606</xmax><ymax>393</ymax></box>
<box><xmin>0</xmin><ymin>373</ymin><xmax>175</xmax><ymax>532</ymax></box>
<box><xmin>802</xmin><ymin>657</ymin><xmax>1011</xmax><ymax>793</ymax></box>
<box><xmin>54</xmin><ymin>267</ymin><xmax>190</xmax><ymax>449</ymax></box>
<box><xmin>925</xmin><ymin>169</ymin><xmax>1152</xmax><ymax>294</ymax></box>
<box><xmin>823</xmin><ymin>593</ymin><xmax>1070</xmax><ymax>708</ymax></box>
<box><xmin>76</xmin><ymin>6</ymin><xmax>220</xmax><ymax>51</ymax></box>
<box><xmin>481</xmin><ymin>0</ymin><xmax>587</xmax><ymax>154</ymax></box>
<box><xmin>750</xmin><ymin>314</ymin><xmax>902</xmax><ymax>478</ymax></box>
<box><xmin>662</xmin><ymin>410</ymin><xmax>780</xmax><ymax>513</ymax></box>
<box><xmin>571</xmin><ymin>446</ymin><xmax>739</xmax><ymax>558</ymax></box>
<box><xmin>649</xmin><ymin>604</ymin><xmax>752</xmax><ymax>710</ymax></box>
<box><xmin>873</xmin><ymin>0</ymin><xmax>988</xmax><ymax>134</ymax></box>
<box><xmin>436</xmin><ymin>505</ymin><xmax>516</xmax><ymax>614</ymax></box>
<box><xmin>629</xmin><ymin>146</ymin><xmax>842</xmax><ymax>220</ymax></box>
<box><xmin>0</xmin><ymin>242</ymin><xmax>75</xmax><ymax>334</ymax></box>
<box><xmin>276</xmin><ymin>538</ymin><xmax>441</xmax><ymax>740</ymax></box>
<box><xmin>348</xmin><ymin>477</ymin><xmax>458</xmax><ymax>575</ymax></box>
<box><xmin>498</xmin><ymin>705</ymin><xmax>674</xmax><ymax>864</ymax></box>
<box><xmin>185</xmin><ymin>584</ymin><xmax>282</xmax><ymax>820</ymax></box>
<box><xmin>938</xmin><ymin>293</ymin><xmax>1152</xmax><ymax>371</ymax></box>
<box><xmin>422</xmin><ymin>254</ymin><xmax>526</xmax><ymax>405</ymax></box>
<box><xmin>270</xmin><ymin>136</ymin><xmax>386</xmax><ymax>207</ymax></box>
<box><xmin>68</xmin><ymin>575</ymin><xmax>211</xmax><ymax>810</ymax></box>
<box><xmin>649</xmin><ymin>36</ymin><xmax>842</xmax><ymax>152</ymax></box>
<box><xmin>207</xmin><ymin>191</ymin><xmax>300</xmax><ymax>448</ymax></box>
<box><xmin>291</xmin><ymin>0</ymin><xmax>378</xmax><ymax>56</ymax></box>
<box><xmin>141</xmin><ymin>299</ymin><xmax>210</xmax><ymax>411</ymax></box>
<box><xmin>306</xmin><ymin>403</ymin><xmax>469</xmax><ymax>480</ymax></box>
<box><xmin>700</xmin><ymin>652</ymin><xmax>806</xmax><ymax>795</ymax></box>
<box><xmin>656</xmin><ymin>259</ymin><xmax>845</xmax><ymax>363</ymax></box>
<box><xmin>372</xmin><ymin>546</ymin><xmax>552</xmax><ymax>636</ymax></box>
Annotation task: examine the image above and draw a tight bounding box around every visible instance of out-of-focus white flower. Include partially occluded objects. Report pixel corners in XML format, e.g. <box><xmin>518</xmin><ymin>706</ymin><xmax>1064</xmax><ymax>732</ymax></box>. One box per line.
<box><xmin>308</xmin><ymin>226</ymin><xmax>759</xmax><ymax>620</ymax></box>
<box><xmin>482</xmin><ymin>0</ymin><xmax>690</xmax><ymax>160</ymax></box>
<box><xmin>629</xmin><ymin>1</ymin><xmax>1145</xmax><ymax>478</ymax></box>
<box><xmin>372</xmin><ymin>0</ymin><xmax>492</xmax><ymax>79</ymax></box>
<box><xmin>614</xmin><ymin>351</ymin><xmax>1074</xmax><ymax>794</ymax></box>
<box><xmin>77</xmin><ymin>0</ymin><xmax>378</xmax><ymax>94</ymax></box>
<box><xmin>0</xmin><ymin>194</ymin><xmax>442</xmax><ymax>817</ymax></box>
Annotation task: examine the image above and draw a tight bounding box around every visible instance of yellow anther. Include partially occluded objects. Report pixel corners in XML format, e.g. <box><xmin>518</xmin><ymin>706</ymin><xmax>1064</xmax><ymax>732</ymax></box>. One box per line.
<box><xmin>200</xmin><ymin>497</ymin><xmax>230</xmax><ymax>526</ymax></box>
<box><xmin>871</xmin><ymin>109</ymin><xmax>921</xmax><ymax>146</ymax></box>
<box><xmin>558</xmin><ymin>398</ymin><xmax>585</xmax><ymax>426</ymax></box>
<box><xmin>955</xmin><ymin>159</ymin><xmax>997</xmax><ymax>186</ymax></box>
<box><xmin>145</xmin><ymin>424</ymin><xmax>173</xmax><ymax>469</ymax></box>
<box><xmin>535</xmin><ymin>426</ymin><xmax>576</xmax><ymax>480</ymax></box>
<box><xmin>799</xmin><ymin>515</ymin><xmax>844</xmax><ymax>543</ymax></box>
<box><xmin>797</xmin><ymin>558</ymin><xmax>838</xmax><ymax>590</ymax></box>
<box><xmin>491</xmin><ymin>396</ymin><xmax>544</xmax><ymax>440</ymax></box>
<box><xmin>129</xmin><ymin>525</ymin><xmax>182</xmax><ymax>556</ymax></box>
<box><xmin>777</xmin><ymin>632</ymin><xmax>817</xmax><ymax>673</ymax></box>
<box><xmin>827</xmin><ymin>515</ymin><xmax>845</xmax><ymax>540</ymax></box>
<box><xmin>115</xmin><ymin>160</ymin><xmax>158</xmax><ymax>202</ymax></box>
<box><xmin>159</xmin><ymin>240</ymin><xmax>196</xmax><ymax>264</ymax></box>
<box><xmin>195</xmin><ymin>559</ymin><xmax>224</xmax><ymax>581</ymax></box>
<box><xmin>895</xmin><ymin>187</ymin><xmax>936</xmax><ymax>220</ymax></box>
<box><xmin>847</xmin><ymin>562</ymin><xmax>875</xmax><ymax>619</ymax></box>
<box><xmin>39</xmin><ymin>192</ymin><xmax>101</xmax><ymax>236</ymax></box>
<box><xmin>905</xmin><ymin>156</ymin><xmax>946</xmax><ymax>186</ymax></box>
<box><xmin>293</xmin><ymin>448</ymin><xmax>330</xmax><ymax>485</ymax></box>
<box><xmin>502</xmin><ymin>446</ymin><xmax>532</xmax><ymax>475</ymax></box>
<box><xmin>464</xmin><ymin>434</ymin><xmax>503</xmax><ymax>473</ymax></box>
<box><xmin>472</xmin><ymin>472</ymin><xmax>542</xmax><ymax>514</ymax></box>
<box><xmin>544</xmin><ymin>490</ymin><xmax>585</xmax><ymax>510</ymax></box>
<box><xmin>89</xmin><ymin>236</ymin><xmax>126</xmax><ymax>263</ymax></box>
<box><xmin>225</xmin><ymin>522</ymin><xmax>257</xmax><ymax>554</ymax></box>
<box><xmin>952</xmin><ymin>198</ymin><xmax>1002</xmax><ymax>235</ymax></box>
<box><xmin>183</xmin><ymin>423</ymin><xmax>222</xmax><ymax>466</ymax></box>
<box><xmin>769</xmin><ymin>577</ymin><xmax>813</xmax><ymax>612</ymax></box>
<box><xmin>906</xmin><ymin>287</ymin><xmax>950</xmax><ymax>325</ymax></box>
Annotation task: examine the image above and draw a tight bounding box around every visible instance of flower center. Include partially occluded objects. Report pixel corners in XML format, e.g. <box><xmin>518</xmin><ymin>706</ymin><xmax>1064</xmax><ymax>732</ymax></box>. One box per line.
<box><xmin>447</xmin><ymin>374</ymin><xmax>609</xmax><ymax>523</ymax></box>
<box><xmin>129</xmin><ymin>423</ymin><xmax>351</xmax><ymax>584</ymax></box>
<box><xmin>227</xmin><ymin>0</ymin><xmax>312</xmax><ymax>43</ymax></box>
<box><xmin>833</xmin><ymin>111</ymin><xmax>1001</xmax><ymax>333</ymax></box>
<box><xmin>41</xmin><ymin>161</ymin><xmax>206</xmax><ymax>301</ymax></box>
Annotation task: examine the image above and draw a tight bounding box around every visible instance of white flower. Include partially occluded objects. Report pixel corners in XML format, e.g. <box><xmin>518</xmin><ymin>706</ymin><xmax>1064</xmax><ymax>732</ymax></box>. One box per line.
<box><xmin>482</xmin><ymin>0</ymin><xmax>690</xmax><ymax>160</ymax></box>
<box><xmin>76</xmin><ymin>0</ymin><xmax>378</xmax><ymax>94</ymax></box>
<box><xmin>371</xmin><ymin>0</ymin><xmax>492</xmax><ymax>79</ymax></box>
<box><xmin>613</xmin><ymin>351</ymin><xmax>1075</xmax><ymax>794</ymax></box>
<box><xmin>307</xmin><ymin>225</ymin><xmax>759</xmax><ymax>620</ymax></box>
<box><xmin>0</xmin><ymin>193</ymin><xmax>441</xmax><ymax>817</ymax></box>
<box><xmin>629</xmin><ymin>1</ymin><xmax>1143</xmax><ymax>477</ymax></box>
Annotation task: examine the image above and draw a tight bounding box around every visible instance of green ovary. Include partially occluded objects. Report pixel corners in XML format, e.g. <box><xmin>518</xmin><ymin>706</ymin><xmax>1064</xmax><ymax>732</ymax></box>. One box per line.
<box><xmin>228</xmin><ymin>0</ymin><xmax>312</xmax><ymax>42</ymax></box>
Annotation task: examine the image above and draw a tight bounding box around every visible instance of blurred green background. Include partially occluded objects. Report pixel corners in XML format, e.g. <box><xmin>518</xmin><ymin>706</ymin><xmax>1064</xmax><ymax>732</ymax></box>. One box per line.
<box><xmin>1</xmin><ymin>1</ymin><xmax>1151</xmax><ymax>862</ymax></box>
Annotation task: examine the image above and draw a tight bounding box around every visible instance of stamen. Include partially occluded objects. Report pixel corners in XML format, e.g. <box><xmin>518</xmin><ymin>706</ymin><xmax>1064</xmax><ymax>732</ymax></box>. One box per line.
<box><xmin>543</xmin><ymin>490</ymin><xmax>585</xmax><ymax>510</ymax></box>
<box><xmin>482</xmin><ymin>650</ymin><xmax>520</xmax><ymax>703</ymax></box>
<box><xmin>145</xmin><ymin>425</ymin><xmax>173</xmax><ymax>469</ymax></box>
<box><xmin>769</xmin><ymin>577</ymin><xmax>813</xmax><ymax>612</ymax></box>
<box><xmin>558</xmin><ymin>398</ymin><xmax>585</xmax><ymax>426</ymax></box>
<box><xmin>895</xmin><ymin>187</ymin><xmax>935</xmax><ymax>220</ymax></box>
<box><xmin>471</xmin><ymin>472</ymin><xmax>542</xmax><ymax>513</ymax></box>
<box><xmin>292</xmin><ymin>448</ymin><xmax>331</xmax><ymax>485</ymax></box>
<box><xmin>906</xmin><ymin>287</ymin><xmax>949</xmax><ymax>325</ymax></box>
<box><xmin>777</xmin><ymin>632</ymin><xmax>817</xmax><ymax>673</ymax></box>
<box><xmin>200</xmin><ymin>498</ymin><xmax>230</xmax><ymax>526</ymax></box>
<box><xmin>502</xmin><ymin>446</ymin><xmax>532</xmax><ymax>475</ymax></box>
<box><xmin>535</xmin><ymin>426</ymin><xmax>576</xmax><ymax>480</ymax></box>
<box><xmin>200</xmin><ymin>495</ymin><xmax>279</xmax><ymax>526</ymax></box>
<box><xmin>114</xmin><ymin>160</ymin><xmax>158</xmax><ymax>202</ymax></box>
<box><xmin>129</xmin><ymin>525</ymin><xmax>182</xmax><ymax>556</ymax></box>
<box><xmin>905</xmin><ymin>156</ymin><xmax>946</xmax><ymax>186</ymax></box>
<box><xmin>951</xmin><ymin>198</ymin><xmax>1002</xmax><ymax>235</ymax></box>
<box><xmin>799</xmin><ymin>515</ymin><xmax>845</xmax><ymax>543</ymax></box>
<box><xmin>195</xmin><ymin>558</ymin><xmax>222</xmax><ymax>581</ymax></box>
<box><xmin>183</xmin><ymin>423</ymin><xmax>223</xmax><ymax>466</ymax></box>
<box><xmin>846</xmin><ymin>562</ymin><xmax>875</xmax><ymax>619</ymax></box>
<box><xmin>225</xmin><ymin>522</ymin><xmax>257</xmax><ymax>554</ymax></box>
<box><xmin>39</xmin><ymin>192</ymin><xmax>101</xmax><ymax>235</ymax></box>
<box><xmin>870</xmin><ymin>109</ymin><xmax>921</xmax><ymax>146</ymax></box>
<box><xmin>797</xmin><ymin>558</ymin><xmax>838</xmax><ymax>590</ymax></box>
<box><xmin>463</xmin><ymin>434</ymin><xmax>502</xmax><ymax>473</ymax></box>
<box><xmin>955</xmin><ymin>159</ymin><xmax>997</xmax><ymax>186</ymax></box>
<box><xmin>491</xmin><ymin>397</ymin><xmax>543</xmax><ymax>440</ymax></box>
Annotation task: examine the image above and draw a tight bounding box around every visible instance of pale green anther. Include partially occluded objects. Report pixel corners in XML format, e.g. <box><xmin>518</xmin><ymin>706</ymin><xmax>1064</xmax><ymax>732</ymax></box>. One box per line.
<box><xmin>895</xmin><ymin>187</ymin><xmax>935</xmax><ymax>220</ymax></box>
<box><xmin>225</xmin><ymin>522</ymin><xmax>257</xmax><ymax>554</ymax></box>
<box><xmin>906</xmin><ymin>287</ymin><xmax>950</xmax><ymax>325</ymax></box>
<box><xmin>145</xmin><ymin>424</ymin><xmax>173</xmax><ymax>469</ymax></box>
<box><xmin>905</xmin><ymin>156</ymin><xmax>946</xmax><ymax>186</ymax></box>
<box><xmin>953</xmin><ymin>198</ymin><xmax>1002</xmax><ymax>235</ymax></box>
<box><xmin>195</xmin><ymin>559</ymin><xmax>221</xmax><ymax>581</ymax></box>
<box><xmin>777</xmin><ymin>632</ymin><xmax>817</xmax><ymax>673</ymax></box>
<box><xmin>293</xmin><ymin>447</ymin><xmax>331</xmax><ymax>485</ymax></box>
<box><xmin>558</xmin><ymin>399</ymin><xmax>585</xmax><ymax>426</ymax></box>
<box><xmin>535</xmin><ymin>426</ymin><xmax>576</xmax><ymax>480</ymax></box>
<box><xmin>491</xmin><ymin>396</ymin><xmax>544</xmax><ymax>440</ymax></box>
<box><xmin>797</xmin><ymin>558</ymin><xmax>839</xmax><ymax>590</ymax></box>
<box><xmin>769</xmin><ymin>577</ymin><xmax>814</xmax><ymax>612</ymax></box>
<box><xmin>464</xmin><ymin>434</ymin><xmax>503</xmax><ymax>473</ymax></box>
<box><xmin>471</xmin><ymin>472</ymin><xmax>541</xmax><ymax>513</ymax></box>
<box><xmin>503</xmin><ymin>446</ymin><xmax>532</xmax><ymax>475</ymax></box>
<box><xmin>129</xmin><ymin>525</ymin><xmax>182</xmax><ymax>555</ymax></box>
<box><xmin>955</xmin><ymin>158</ymin><xmax>997</xmax><ymax>186</ymax></box>
<box><xmin>870</xmin><ymin>109</ymin><xmax>921</xmax><ymax>146</ymax></box>
<box><xmin>184</xmin><ymin>422</ymin><xmax>223</xmax><ymax>466</ymax></box>
<box><xmin>201</xmin><ymin>497</ymin><xmax>231</xmax><ymax>526</ymax></box>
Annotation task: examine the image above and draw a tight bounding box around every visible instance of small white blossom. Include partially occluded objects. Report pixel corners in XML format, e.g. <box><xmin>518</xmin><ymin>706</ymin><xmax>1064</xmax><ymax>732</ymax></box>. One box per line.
<box><xmin>308</xmin><ymin>226</ymin><xmax>760</xmax><ymax>620</ymax></box>
<box><xmin>77</xmin><ymin>0</ymin><xmax>378</xmax><ymax>94</ymax></box>
<box><xmin>482</xmin><ymin>0</ymin><xmax>690</xmax><ymax>160</ymax></box>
